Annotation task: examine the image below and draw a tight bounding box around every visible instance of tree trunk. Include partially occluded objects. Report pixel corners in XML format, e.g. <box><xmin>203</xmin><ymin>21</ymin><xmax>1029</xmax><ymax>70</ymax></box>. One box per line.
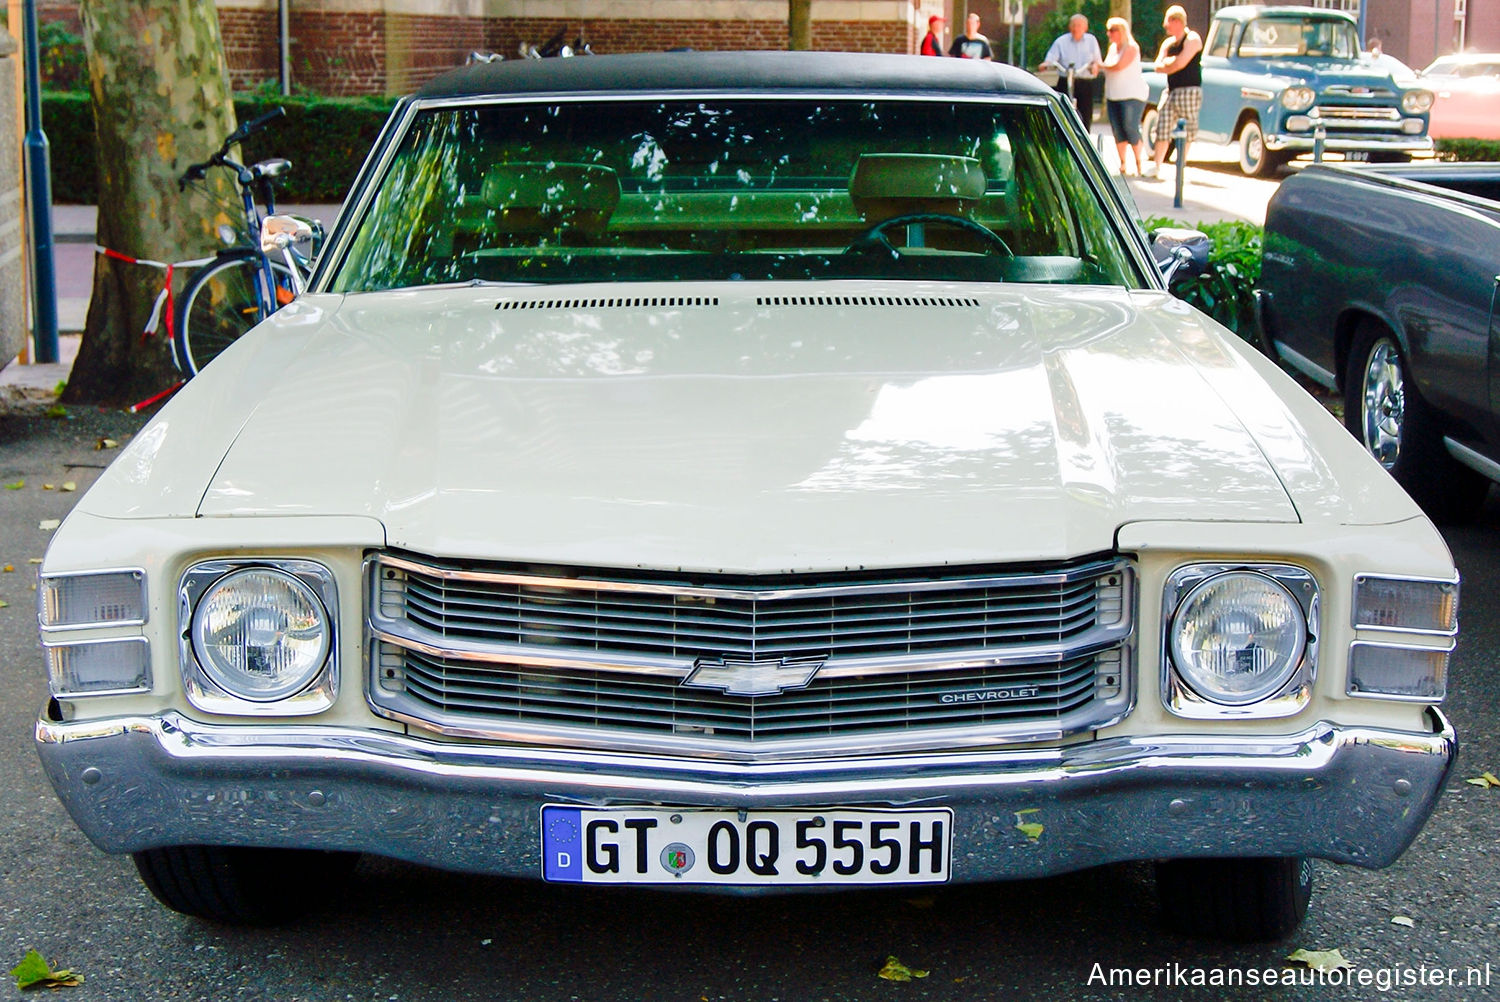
<box><xmin>1111</xmin><ymin>2</ymin><xmax>1133</xmax><ymax>30</ymax></box>
<box><xmin>64</xmin><ymin>0</ymin><xmax>239</xmax><ymax>405</ymax></box>
<box><xmin>789</xmin><ymin>0</ymin><xmax>813</xmax><ymax>50</ymax></box>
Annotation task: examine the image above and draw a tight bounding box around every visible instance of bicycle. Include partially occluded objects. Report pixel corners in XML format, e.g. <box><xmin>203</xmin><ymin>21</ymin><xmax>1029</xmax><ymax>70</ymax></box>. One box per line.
<box><xmin>174</xmin><ymin>107</ymin><xmax>322</xmax><ymax>377</ymax></box>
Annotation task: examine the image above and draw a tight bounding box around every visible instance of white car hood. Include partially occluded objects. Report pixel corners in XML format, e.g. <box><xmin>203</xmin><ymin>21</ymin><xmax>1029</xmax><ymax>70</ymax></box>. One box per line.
<box><xmin>164</xmin><ymin>282</ymin><xmax>1328</xmax><ymax>572</ymax></box>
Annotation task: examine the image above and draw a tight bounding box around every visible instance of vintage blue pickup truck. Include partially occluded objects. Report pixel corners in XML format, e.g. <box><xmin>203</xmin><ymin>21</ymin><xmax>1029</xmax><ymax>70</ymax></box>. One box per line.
<box><xmin>1146</xmin><ymin>5</ymin><xmax>1434</xmax><ymax>176</ymax></box>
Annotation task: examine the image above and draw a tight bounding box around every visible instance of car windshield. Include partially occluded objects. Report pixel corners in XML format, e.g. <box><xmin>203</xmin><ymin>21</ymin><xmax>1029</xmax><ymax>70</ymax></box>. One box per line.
<box><xmin>1238</xmin><ymin>17</ymin><xmax>1358</xmax><ymax>59</ymax></box>
<box><xmin>1422</xmin><ymin>57</ymin><xmax>1500</xmax><ymax>78</ymax></box>
<box><xmin>327</xmin><ymin>97</ymin><xmax>1143</xmax><ymax>292</ymax></box>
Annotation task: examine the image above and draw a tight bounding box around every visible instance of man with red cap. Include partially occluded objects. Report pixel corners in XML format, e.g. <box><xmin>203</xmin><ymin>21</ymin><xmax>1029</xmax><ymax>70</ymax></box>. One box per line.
<box><xmin>920</xmin><ymin>14</ymin><xmax>946</xmax><ymax>56</ymax></box>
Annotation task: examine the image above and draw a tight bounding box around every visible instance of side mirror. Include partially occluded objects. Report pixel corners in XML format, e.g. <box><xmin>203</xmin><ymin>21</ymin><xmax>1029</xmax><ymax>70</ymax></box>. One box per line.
<box><xmin>1150</xmin><ymin>227</ymin><xmax>1211</xmax><ymax>287</ymax></box>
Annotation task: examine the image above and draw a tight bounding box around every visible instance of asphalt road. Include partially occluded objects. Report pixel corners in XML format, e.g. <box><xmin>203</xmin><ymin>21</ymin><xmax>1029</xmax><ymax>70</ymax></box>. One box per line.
<box><xmin>1</xmin><ymin>406</ymin><xmax>1497</xmax><ymax>1002</ymax></box>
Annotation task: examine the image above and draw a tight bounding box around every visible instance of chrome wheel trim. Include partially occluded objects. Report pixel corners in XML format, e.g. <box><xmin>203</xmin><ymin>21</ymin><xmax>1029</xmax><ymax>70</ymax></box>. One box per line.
<box><xmin>1361</xmin><ymin>339</ymin><xmax>1404</xmax><ymax>470</ymax></box>
<box><xmin>1240</xmin><ymin>123</ymin><xmax>1264</xmax><ymax>174</ymax></box>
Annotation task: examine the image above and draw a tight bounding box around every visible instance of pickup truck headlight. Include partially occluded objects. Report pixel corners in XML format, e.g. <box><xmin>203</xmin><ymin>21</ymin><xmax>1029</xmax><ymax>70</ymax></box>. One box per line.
<box><xmin>188</xmin><ymin>565</ymin><xmax>332</xmax><ymax>702</ymax></box>
<box><xmin>1401</xmin><ymin>89</ymin><xmax>1434</xmax><ymax>114</ymax></box>
<box><xmin>1280</xmin><ymin>86</ymin><xmax>1316</xmax><ymax>112</ymax></box>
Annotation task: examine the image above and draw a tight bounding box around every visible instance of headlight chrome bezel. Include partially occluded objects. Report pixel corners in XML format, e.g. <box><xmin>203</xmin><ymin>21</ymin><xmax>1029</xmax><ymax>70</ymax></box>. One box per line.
<box><xmin>1161</xmin><ymin>563</ymin><xmax>1318</xmax><ymax>719</ymax></box>
<box><xmin>179</xmin><ymin>558</ymin><xmax>339</xmax><ymax>715</ymax></box>
<box><xmin>1401</xmin><ymin>88</ymin><xmax>1434</xmax><ymax>114</ymax></box>
<box><xmin>1280</xmin><ymin>86</ymin><xmax>1316</xmax><ymax>112</ymax></box>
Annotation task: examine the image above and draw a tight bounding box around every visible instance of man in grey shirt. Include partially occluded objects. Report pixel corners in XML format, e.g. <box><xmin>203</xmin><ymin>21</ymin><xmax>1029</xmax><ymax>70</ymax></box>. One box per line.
<box><xmin>1041</xmin><ymin>14</ymin><xmax>1103</xmax><ymax>129</ymax></box>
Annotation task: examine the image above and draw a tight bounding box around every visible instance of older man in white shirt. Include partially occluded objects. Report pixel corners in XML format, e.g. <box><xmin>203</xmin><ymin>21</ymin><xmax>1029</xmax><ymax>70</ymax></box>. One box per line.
<box><xmin>1041</xmin><ymin>14</ymin><xmax>1103</xmax><ymax>129</ymax></box>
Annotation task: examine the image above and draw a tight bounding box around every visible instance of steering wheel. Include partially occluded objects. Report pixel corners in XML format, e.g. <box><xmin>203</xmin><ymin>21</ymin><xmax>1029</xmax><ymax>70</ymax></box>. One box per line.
<box><xmin>848</xmin><ymin>213</ymin><xmax>1014</xmax><ymax>260</ymax></box>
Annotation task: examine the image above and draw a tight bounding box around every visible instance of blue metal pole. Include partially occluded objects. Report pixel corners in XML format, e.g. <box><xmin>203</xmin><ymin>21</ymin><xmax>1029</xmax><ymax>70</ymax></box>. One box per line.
<box><xmin>22</xmin><ymin>0</ymin><xmax>59</xmax><ymax>363</ymax></box>
<box><xmin>1172</xmin><ymin>118</ymin><xmax>1187</xmax><ymax>209</ymax></box>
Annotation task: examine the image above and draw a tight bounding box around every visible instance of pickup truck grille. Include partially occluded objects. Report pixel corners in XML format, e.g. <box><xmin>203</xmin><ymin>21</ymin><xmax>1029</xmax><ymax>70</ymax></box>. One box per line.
<box><xmin>366</xmin><ymin>551</ymin><xmax>1134</xmax><ymax>759</ymax></box>
<box><xmin>1311</xmin><ymin>105</ymin><xmax>1404</xmax><ymax>131</ymax></box>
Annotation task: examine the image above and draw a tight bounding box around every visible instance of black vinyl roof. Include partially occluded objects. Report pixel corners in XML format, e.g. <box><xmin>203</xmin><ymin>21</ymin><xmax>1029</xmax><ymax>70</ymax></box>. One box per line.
<box><xmin>416</xmin><ymin>50</ymin><xmax>1053</xmax><ymax>100</ymax></box>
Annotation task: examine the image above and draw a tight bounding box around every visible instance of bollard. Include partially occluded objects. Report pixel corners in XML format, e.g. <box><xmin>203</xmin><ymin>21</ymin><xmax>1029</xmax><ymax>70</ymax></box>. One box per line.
<box><xmin>1313</xmin><ymin>123</ymin><xmax>1326</xmax><ymax>163</ymax></box>
<box><xmin>1172</xmin><ymin>117</ymin><xmax>1187</xmax><ymax>209</ymax></box>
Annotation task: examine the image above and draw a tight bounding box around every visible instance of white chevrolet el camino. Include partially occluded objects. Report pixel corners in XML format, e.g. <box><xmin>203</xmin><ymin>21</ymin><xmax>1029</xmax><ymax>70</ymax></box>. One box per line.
<box><xmin>36</xmin><ymin>52</ymin><xmax>1458</xmax><ymax>938</ymax></box>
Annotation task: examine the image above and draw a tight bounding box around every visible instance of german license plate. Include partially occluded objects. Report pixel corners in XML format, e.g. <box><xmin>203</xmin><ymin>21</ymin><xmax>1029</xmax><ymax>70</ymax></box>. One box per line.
<box><xmin>541</xmin><ymin>806</ymin><xmax>952</xmax><ymax>885</ymax></box>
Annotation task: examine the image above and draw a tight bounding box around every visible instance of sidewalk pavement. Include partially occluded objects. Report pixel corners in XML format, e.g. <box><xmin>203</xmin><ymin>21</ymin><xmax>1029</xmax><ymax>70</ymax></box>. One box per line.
<box><xmin>3</xmin><ymin>148</ymin><xmax>1269</xmax><ymax>413</ymax></box>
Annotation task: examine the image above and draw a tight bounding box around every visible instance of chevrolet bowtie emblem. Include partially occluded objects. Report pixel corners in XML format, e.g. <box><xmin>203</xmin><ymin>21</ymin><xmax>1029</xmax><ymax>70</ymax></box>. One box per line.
<box><xmin>682</xmin><ymin>656</ymin><xmax>826</xmax><ymax>696</ymax></box>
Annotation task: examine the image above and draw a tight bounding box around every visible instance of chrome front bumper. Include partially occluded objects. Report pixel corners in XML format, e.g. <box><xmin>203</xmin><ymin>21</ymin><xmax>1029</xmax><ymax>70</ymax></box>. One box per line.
<box><xmin>35</xmin><ymin>709</ymin><xmax>1456</xmax><ymax>882</ymax></box>
<box><xmin>1264</xmin><ymin>134</ymin><xmax>1434</xmax><ymax>153</ymax></box>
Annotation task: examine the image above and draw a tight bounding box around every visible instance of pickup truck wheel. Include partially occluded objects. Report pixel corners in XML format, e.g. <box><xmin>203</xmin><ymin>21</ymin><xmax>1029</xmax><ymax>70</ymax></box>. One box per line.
<box><xmin>1344</xmin><ymin>329</ymin><xmax>1488</xmax><ymax>522</ymax></box>
<box><xmin>1155</xmin><ymin>857</ymin><xmax>1312</xmax><ymax>941</ymax></box>
<box><xmin>1141</xmin><ymin>106</ymin><xmax>1158</xmax><ymax>148</ymax></box>
<box><xmin>1237</xmin><ymin>121</ymin><xmax>1287</xmax><ymax>178</ymax></box>
<box><xmin>133</xmin><ymin>846</ymin><xmax>358</xmax><ymax>925</ymax></box>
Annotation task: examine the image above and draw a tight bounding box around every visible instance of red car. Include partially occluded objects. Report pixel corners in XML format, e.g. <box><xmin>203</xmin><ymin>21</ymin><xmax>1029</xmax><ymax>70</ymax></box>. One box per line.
<box><xmin>1420</xmin><ymin>53</ymin><xmax>1500</xmax><ymax>140</ymax></box>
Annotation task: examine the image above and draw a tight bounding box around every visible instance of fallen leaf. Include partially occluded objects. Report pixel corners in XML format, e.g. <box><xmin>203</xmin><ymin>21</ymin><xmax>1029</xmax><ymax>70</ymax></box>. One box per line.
<box><xmin>1391</xmin><ymin>916</ymin><xmax>1415</xmax><ymax>928</ymax></box>
<box><xmin>42</xmin><ymin>484</ymin><xmax>55</xmax><ymax>490</ymax></box>
<box><xmin>1014</xmin><ymin>809</ymin><xmax>1043</xmax><ymax>841</ymax></box>
<box><xmin>9</xmin><ymin>949</ymin><xmax>83</xmax><ymax>990</ymax></box>
<box><xmin>1465</xmin><ymin>772</ymin><xmax>1500</xmax><ymax>788</ymax></box>
<box><xmin>61</xmin><ymin>482</ymin><xmax>77</xmax><ymax>492</ymax></box>
<box><xmin>4</xmin><ymin>480</ymin><xmax>23</xmax><ymax>490</ymax></box>
<box><xmin>2</xmin><ymin>565</ymin><xmax>13</xmax><ymax>572</ymax></box>
<box><xmin>877</xmin><ymin>956</ymin><xmax>929</xmax><ymax>982</ymax></box>
<box><xmin>39</xmin><ymin>519</ymin><xmax>61</xmax><ymax>531</ymax></box>
<box><xmin>0</xmin><ymin>600</ymin><xmax>9</xmax><ymax>609</ymax></box>
<box><xmin>44</xmin><ymin>405</ymin><xmax>67</xmax><ymax>419</ymax></box>
<box><xmin>28</xmin><ymin>558</ymin><xmax>43</xmax><ymax>564</ymax></box>
<box><xmin>1287</xmin><ymin>948</ymin><xmax>1353</xmax><ymax>973</ymax></box>
<box><xmin>97</xmin><ymin>438</ymin><xmax>119</xmax><ymax>450</ymax></box>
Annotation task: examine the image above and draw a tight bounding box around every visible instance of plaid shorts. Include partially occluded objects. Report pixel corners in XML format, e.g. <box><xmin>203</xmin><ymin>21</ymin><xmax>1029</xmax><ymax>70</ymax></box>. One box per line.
<box><xmin>1153</xmin><ymin>87</ymin><xmax>1202</xmax><ymax>146</ymax></box>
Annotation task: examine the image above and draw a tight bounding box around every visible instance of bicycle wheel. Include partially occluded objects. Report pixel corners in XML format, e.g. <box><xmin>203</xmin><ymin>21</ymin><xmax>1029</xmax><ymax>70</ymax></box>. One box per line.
<box><xmin>174</xmin><ymin>253</ymin><xmax>292</xmax><ymax>377</ymax></box>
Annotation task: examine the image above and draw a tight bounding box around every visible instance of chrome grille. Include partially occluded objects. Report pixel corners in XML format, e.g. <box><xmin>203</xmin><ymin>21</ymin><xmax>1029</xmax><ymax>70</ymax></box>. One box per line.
<box><xmin>1311</xmin><ymin>106</ymin><xmax>1403</xmax><ymax>131</ymax></box>
<box><xmin>378</xmin><ymin>643</ymin><xmax>1107</xmax><ymax>741</ymax></box>
<box><xmin>389</xmin><ymin>566</ymin><xmax>1103</xmax><ymax>660</ymax></box>
<box><xmin>367</xmin><ymin>552</ymin><xmax>1134</xmax><ymax>758</ymax></box>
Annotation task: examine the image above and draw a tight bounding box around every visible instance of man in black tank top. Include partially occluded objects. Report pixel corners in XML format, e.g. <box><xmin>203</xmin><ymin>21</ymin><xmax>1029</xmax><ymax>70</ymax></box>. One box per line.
<box><xmin>1143</xmin><ymin>5</ymin><xmax>1203</xmax><ymax>179</ymax></box>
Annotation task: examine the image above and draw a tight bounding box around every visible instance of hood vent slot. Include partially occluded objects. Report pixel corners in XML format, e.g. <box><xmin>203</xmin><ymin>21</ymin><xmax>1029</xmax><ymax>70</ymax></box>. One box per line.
<box><xmin>496</xmin><ymin>296</ymin><xmax>719</xmax><ymax>311</ymax></box>
<box><xmin>757</xmin><ymin>295</ymin><xmax>981</xmax><ymax>308</ymax></box>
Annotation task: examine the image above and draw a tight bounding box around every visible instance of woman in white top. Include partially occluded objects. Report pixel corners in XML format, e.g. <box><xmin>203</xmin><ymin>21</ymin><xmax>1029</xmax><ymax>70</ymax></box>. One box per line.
<box><xmin>1100</xmin><ymin>17</ymin><xmax>1150</xmax><ymax>175</ymax></box>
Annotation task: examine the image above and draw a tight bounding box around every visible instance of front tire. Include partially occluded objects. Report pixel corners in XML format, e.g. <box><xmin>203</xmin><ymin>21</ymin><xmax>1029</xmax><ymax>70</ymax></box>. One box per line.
<box><xmin>1238</xmin><ymin>120</ymin><xmax>1287</xmax><ymax>178</ymax></box>
<box><xmin>1343</xmin><ymin>325</ymin><xmax>1488</xmax><ymax>522</ymax></box>
<box><xmin>133</xmin><ymin>845</ymin><xmax>358</xmax><ymax>925</ymax></box>
<box><xmin>1156</xmin><ymin>857</ymin><xmax>1312</xmax><ymax>941</ymax></box>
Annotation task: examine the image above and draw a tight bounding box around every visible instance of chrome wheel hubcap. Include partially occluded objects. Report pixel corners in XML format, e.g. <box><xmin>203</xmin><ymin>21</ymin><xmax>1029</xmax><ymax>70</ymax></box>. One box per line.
<box><xmin>1244</xmin><ymin>128</ymin><xmax>1263</xmax><ymax>169</ymax></box>
<box><xmin>1361</xmin><ymin>340</ymin><xmax>1404</xmax><ymax>469</ymax></box>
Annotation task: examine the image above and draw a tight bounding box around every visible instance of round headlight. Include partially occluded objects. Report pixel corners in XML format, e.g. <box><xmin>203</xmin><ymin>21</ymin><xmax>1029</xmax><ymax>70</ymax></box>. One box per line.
<box><xmin>1280</xmin><ymin>86</ymin><xmax>1316</xmax><ymax>112</ymax></box>
<box><xmin>1169</xmin><ymin>571</ymin><xmax>1306</xmax><ymax>705</ymax></box>
<box><xmin>191</xmin><ymin>568</ymin><xmax>330</xmax><ymax>701</ymax></box>
<box><xmin>1401</xmin><ymin>89</ymin><xmax>1434</xmax><ymax>114</ymax></box>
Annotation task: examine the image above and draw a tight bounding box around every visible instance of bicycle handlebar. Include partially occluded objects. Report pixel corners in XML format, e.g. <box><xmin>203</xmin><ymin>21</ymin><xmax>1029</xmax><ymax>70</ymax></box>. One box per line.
<box><xmin>179</xmin><ymin>106</ymin><xmax>287</xmax><ymax>188</ymax></box>
<box><xmin>222</xmin><ymin>106</ymin><xmax>285</xmax><ymax>151</ymax></box>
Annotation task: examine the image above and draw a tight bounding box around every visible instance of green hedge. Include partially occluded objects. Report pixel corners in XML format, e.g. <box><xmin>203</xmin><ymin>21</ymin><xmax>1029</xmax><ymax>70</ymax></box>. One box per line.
<box><xmin>43</xmin><ymin>91</ymin><xmax>397</xmax><ymax>204</ymax></box>
<box><xmin>1143</xmin><ymin>216</ymin><xmax>1264</xmax><ymax>340</ymax></box>
<box><xmin>1435</xmin><ymin>138</ymin><xmax>1500</xmax><ymax>162</ymax></box>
